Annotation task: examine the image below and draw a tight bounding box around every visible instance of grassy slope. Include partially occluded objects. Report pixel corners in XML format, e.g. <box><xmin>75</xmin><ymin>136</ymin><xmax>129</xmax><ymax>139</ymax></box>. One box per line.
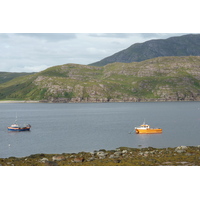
<box><xmin>1</xmin><ymin>56</ymin><xmax>200</xmax><ymax>101</ymax></box>
<box><xmin>0</xmin><ymin>72</ymin><xmax>34</xmax><ymax>84</ymax></box>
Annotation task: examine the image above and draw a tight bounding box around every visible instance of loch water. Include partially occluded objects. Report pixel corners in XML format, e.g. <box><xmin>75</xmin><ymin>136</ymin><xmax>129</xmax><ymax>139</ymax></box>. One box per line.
<box><xmin>0</xmin><ymin>102</ymin><xmax>200</xmax><ymax>158</ymax></box>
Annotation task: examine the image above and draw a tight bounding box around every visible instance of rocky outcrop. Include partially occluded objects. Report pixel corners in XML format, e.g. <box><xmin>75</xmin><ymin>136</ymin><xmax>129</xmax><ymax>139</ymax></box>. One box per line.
<box><xmin>39</xmin><ymin>96</ymin><xmax>200</xmax><ymax>103</ymax></box>
<box><xmin>2</xmin><ymin>146</ymin><xmax>200</xmax><ymax>166</ymax></box>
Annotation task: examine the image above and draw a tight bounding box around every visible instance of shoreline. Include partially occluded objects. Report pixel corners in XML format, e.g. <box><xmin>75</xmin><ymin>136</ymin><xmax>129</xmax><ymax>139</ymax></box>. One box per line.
<box><xmin>0</xmin><ymin>99</ymin><xmax>200</xmax><ymax>104</ymax></box>
<box><xmin>0</xmin><ymin>100</ymin><xmax>40</xmax><ymax>103</ymax></box>
<box><xmin>1</xmin><ymin>145</ymin><xmax>200</xmax><ymax>166</ymax></box>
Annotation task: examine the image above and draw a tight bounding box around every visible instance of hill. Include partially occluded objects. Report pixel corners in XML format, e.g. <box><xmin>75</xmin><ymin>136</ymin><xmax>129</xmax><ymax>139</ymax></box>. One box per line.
<box><xmin>0</xmin><ymin>72</ymin><xmax>34</xmax><ymax>84</ymax></box>
<box><xmin>90</xmin><ymin>34</ymin><xmax>200</xmax><ymax>66</ymax></box>
<box><xmin>1</xmin><ymin>56</ymin><xmax>200</xmax><ymax>102</ymax></box>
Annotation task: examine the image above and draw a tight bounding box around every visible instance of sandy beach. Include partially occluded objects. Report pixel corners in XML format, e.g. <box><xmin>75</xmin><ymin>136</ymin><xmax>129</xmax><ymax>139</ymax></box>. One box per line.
<box><xmin>0</xmin><ymin>100</ymin><xmax>39</xmax><ymax>103</ymax></box>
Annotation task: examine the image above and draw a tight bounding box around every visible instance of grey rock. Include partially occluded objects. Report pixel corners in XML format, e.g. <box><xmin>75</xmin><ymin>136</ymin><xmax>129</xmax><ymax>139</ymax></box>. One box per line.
<box><xmin>98</xmin><ymin>156</ymin><xmax>106</xmax><ymax>159</ymax></box>
<box><xmin>116</xmin><ymin>148</ymin><xmax>121</xmax><ymax>152</ymax></box>
<box><xmin>175</xmin><ymin>149</ymin><xmax>186</xmax><ymax>153</ymax></box>
<box><xmin>87</xmin><ymin>157</ymin><xmax>95</xmax><ymax>161</ymax></box>
<box><xmin>109</xmin><ymin>154</ymin><xmax>120</xmax><ymax>159</ymax></box>
<box><xmin>97</xmin><ymin>151</ymin><xmax>108</xmax><ymax>157</ymax></box>
<box><xmin>114</xmin><ymin>151</ymin><xmax>122</xmax><ymax>156</ymax></box>
<box><xmin>122</xmin><ymin>150</ymin><xmax>128</xmax><ymax>154</ymax></box>
<box><xmin>40</xmin><ymin>158</ymin><xmax>49</xmax><ymax>163</ymax></box>
<box><xmin>52</xmin><ymin>155</ymin><xmax>65</xmax><ymax>161</ymax></box>
<box><xmin>175</xmin><ymin>146</ymin><xmax>188</xmax><ymax>150</ymax></box>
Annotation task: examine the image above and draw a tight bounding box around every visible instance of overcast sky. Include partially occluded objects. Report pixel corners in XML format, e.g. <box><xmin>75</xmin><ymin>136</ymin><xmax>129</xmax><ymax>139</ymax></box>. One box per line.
<box><xmin>0</xmin><ymin>1</ymin><xmax>198</xmax><ymax>73</ymax></box>
<box><xmin>0</xmin><ymin>33</ymin><xmax>190</xmax><ymax>73</ymax></box>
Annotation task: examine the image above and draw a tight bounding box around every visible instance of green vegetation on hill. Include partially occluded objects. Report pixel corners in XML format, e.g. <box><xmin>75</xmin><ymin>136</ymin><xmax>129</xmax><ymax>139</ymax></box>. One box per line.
<box><xmin>0</xmin><ymin>72</ymin><xmax>34</xmax><ymax>84</ymax></box>
<box><xmin>1</xmin><ymin>56</ymin><xmax>200</xmax><ymax>102</ymax></box>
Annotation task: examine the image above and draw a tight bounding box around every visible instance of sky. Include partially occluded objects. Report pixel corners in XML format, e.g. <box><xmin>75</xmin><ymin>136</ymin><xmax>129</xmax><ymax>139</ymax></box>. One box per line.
<box><xmin>0</xmin><ymin>33</ymin><xmax>191</xmax><ymax>72</ymax></box>
<box><xmin>0</xmin><ymin>1</ymin><xmax>199</xmax><ymax>73</ymax></box>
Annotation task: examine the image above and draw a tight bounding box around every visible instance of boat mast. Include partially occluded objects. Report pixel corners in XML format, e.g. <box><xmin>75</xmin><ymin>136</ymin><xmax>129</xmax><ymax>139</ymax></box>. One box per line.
<box><xmin>15</xmin><ymin>113</ymin><xmax>18</xmax><ymax>124</ymax></box>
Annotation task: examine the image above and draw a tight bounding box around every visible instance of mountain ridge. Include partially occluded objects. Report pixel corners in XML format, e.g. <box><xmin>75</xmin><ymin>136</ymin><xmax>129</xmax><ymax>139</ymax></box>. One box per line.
<box><xmin>89</xmin><ymin>34</ymin><xmax>200</xmax><ymax>66</ymax></box>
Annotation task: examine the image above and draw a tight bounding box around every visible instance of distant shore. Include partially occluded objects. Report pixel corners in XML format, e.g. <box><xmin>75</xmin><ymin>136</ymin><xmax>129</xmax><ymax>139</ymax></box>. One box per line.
<box><xmin>0</xmin><ymin>100</ymin><xmax>39</xmax><ymax>103</ymax></box>
<box><xmin>0</xmin><ymin>99</ymin><xmax>199</xmax><ymax>104</ymax></box>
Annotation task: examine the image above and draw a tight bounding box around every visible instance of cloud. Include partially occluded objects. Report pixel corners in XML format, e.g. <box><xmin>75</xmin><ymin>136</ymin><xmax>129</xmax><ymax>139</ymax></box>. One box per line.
<box><xmin>20</xmin><ymin>65</ymin><xmax>50</xmax><ymax>73</ymax></box>
<box><xmin>0</xmin><ymin>33</ymin><xmax>10</xmax><ymax>39</ymax></box>
<box><xmin>139</xmin><ymin>33</ymin><xmax>162</xmax><ymax>38</ymax></box>
<box><xmin>88</xmin><ymin>33</ymin><xmax>134</xmax><ymax>38</ymax></box>
<box><xmin>139</xmin><ymin>33</ymin><xmax>190</xmax><ymax>40</ymax></box>
<box><xmin>16</xmin><ymin>33</ymin><xmax>77</xmax><ymax>42</ymax></box>
<box><xmin>88</xmin><ymin>33</ymin><xmax>185</xmax><ymax>40</ymax></box>
<box><xmin>7</xmin><ymin>65</ymin><xmax>49</xmax><ymax>73</ymax></box>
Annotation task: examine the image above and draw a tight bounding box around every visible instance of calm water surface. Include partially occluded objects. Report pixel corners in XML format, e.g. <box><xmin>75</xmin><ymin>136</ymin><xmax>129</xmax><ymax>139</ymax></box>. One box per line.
<box><xmin>0</xmin><ymin>102</ymin><xmax>200</xmax><ymax>158</ymax></box>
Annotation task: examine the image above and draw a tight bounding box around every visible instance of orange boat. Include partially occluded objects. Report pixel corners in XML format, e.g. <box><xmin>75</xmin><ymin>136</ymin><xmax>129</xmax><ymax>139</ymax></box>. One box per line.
<box><xmin>135</xmin><ymin>122</ymin><xmax>162</xmax><ymax>134</ymax></box>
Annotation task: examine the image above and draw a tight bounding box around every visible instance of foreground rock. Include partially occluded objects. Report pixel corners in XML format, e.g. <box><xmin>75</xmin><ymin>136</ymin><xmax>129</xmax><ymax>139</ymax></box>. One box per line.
<box><xmin>1</xmin><ymin>146</ymin><xmax>200</xmax><ymax>166</ymax></box>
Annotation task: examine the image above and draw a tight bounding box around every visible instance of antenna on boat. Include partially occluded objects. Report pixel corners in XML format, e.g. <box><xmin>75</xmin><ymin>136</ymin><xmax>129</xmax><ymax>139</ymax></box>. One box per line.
<box><xmin>15</xmin><ymin>112</ymin><xmax>18</xmax><ymax>124</ymax></box>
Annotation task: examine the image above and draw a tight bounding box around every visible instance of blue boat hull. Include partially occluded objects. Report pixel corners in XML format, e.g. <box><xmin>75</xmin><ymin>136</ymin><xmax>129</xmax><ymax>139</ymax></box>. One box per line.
<box><xmin>7</xmin><ymin>127</ymin><xmax>31</xmax><ymax>131</ymax></box>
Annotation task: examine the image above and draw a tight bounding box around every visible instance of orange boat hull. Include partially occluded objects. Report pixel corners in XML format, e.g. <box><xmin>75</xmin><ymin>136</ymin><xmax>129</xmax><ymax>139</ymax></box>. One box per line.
<box><xmin>135</xmin><ymin>128</ymin><xmax>162</xmax><ymax>134</ymax></box>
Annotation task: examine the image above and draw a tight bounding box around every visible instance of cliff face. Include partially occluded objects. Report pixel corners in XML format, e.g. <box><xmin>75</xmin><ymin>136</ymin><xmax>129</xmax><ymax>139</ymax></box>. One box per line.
<box><xmin>90</xmin><ymin>34</ymin><xmax>200</xmax><ymax>66</ymax></box>
<box><xmin>1</xmin><ymin>56</ymin><xmax>200</xmax><ymax>102</ymax></box>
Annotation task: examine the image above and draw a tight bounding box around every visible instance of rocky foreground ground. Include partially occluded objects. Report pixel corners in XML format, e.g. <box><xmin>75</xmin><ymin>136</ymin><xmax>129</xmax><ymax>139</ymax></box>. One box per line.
<box><xmin>1</xmin><ymin>146</ymin><xmax>200</xmax><ymax>166</ymax></box>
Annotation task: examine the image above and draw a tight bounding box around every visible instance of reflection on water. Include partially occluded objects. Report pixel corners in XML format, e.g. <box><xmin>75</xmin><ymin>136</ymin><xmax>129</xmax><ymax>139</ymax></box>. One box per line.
<box><xmin>136</xmin><ymin>134</ymin><xmax>163</xmax><ymax>148</ymax></box>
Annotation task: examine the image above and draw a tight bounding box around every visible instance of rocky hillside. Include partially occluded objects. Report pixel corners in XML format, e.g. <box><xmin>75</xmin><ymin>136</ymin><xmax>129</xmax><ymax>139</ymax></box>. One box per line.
<box><xmin>90</xmin><ymin>34</ymin><xmax>200</xmax><ymax>66</ymax></box>
<box><xmin>1</xmin><ymin>56</ymin><xmax>200</xmax><ymax>102</ymax></box>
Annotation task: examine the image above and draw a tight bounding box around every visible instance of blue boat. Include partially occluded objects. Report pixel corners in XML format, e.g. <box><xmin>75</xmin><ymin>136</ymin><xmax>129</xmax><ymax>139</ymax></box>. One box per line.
<box><xmin>7</xmin><ymin>116</ymin><xmax>31</xmax><ymax>131</ymax></box>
